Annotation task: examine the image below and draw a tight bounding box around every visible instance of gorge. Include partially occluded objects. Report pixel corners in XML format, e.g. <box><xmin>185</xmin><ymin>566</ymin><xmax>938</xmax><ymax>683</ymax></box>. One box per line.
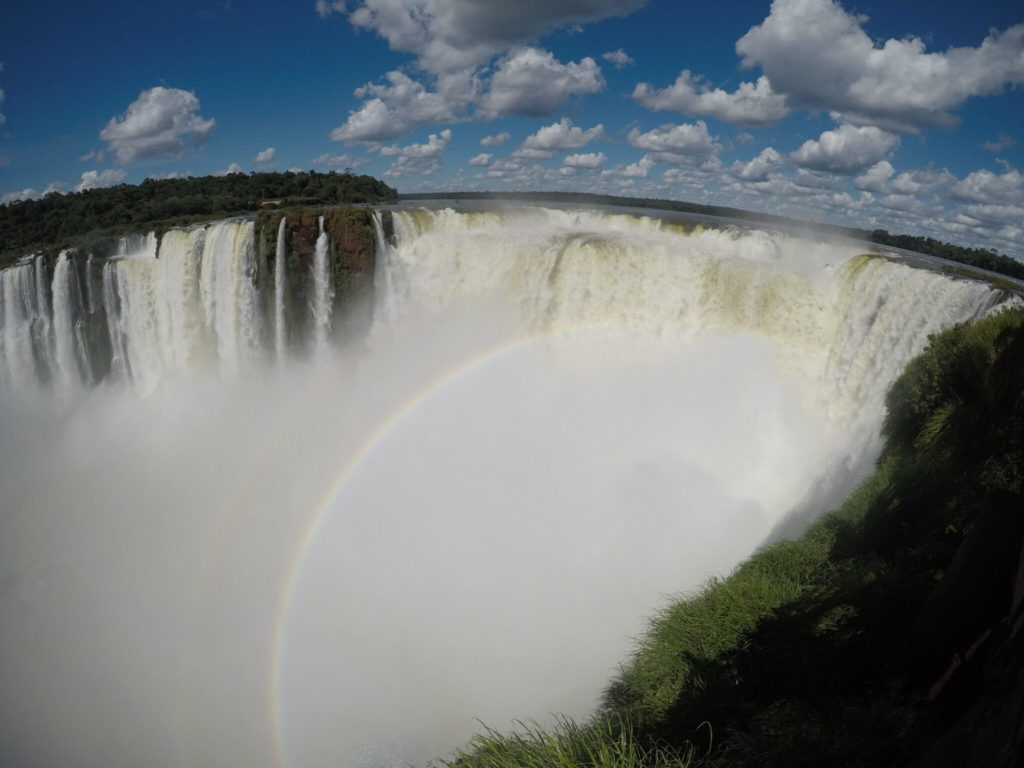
<box><xmin>0</xmin><ymin>203</ymin><xmax>1017</xmax><ymax>767</ymax></box>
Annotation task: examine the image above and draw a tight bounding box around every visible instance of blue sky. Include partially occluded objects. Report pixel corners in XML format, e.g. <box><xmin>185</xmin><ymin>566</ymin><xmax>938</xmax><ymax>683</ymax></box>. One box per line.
<box><xmin>2</xmin><ymin>0</ymin><xmax>1023</xmax><ymax>256</ymax></box>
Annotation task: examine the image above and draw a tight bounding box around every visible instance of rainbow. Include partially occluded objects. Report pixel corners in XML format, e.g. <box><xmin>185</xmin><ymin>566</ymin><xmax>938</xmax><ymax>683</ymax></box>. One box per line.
<box><xmin>267</xmin><ymin>323</ymin><xmax>620</xmax><ymax>765</ymax></box>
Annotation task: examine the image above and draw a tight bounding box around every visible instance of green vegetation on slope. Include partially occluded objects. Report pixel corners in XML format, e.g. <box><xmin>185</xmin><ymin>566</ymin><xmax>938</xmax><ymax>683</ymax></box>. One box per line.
<box><xmin>0</xmin><ymin>171</ymin><xmax>397</xmax><ymax>268</ymax></box>
<box><xmin>441</xmin><ymin>305</ymin><xmax>1024</xmax><ymax>767</ymax></box>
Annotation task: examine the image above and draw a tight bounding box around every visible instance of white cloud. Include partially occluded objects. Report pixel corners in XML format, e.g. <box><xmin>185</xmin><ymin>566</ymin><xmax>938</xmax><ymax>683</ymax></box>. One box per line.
<box><xmin>315</xmin><ymin>0</ymin><xmax>345</xmax><ymax>17</ymax></box>
<box><xmin>468</xmin><ymin>152</ymin><xmax>492</xmax><ymax>166</ymax></box>
<box><xmin>602</xmin><ymin>49</ymin><xmax>634</xmax><ymax>68</ymax></box>
<box><xmin>478</xmin><ymin>47</ymin><xmax>604</xmax><ymax>118</ymax></box>
<box><xmin>958</xmin><ymin>203</ymin><xmax>1024</xmax><ymax>225</ymax></box>
<box><xmin>215</xmin><ymin>163</ymin><xmax>244</xmax><ymax>177</ymax></box>
<box><xmin>254</xmin><ymin>147</ymin><xmax>276</xmax><ymax>163</ymax></box>
<box><xmin>606</xmin><ymin>154</ymin><xmax>654</xmax><ymax>178</ymax></box>
<box><xmin>735</xmin><ymin>0</ymin><xmax>1024</xmax><ymax>132</ymax></box>
<box><xmin>312</xmin><ymin>152</ymin><xmax>370</xmax><ymax>168</ymax></box>
<box><xmin>331</xmin><ymin>69</ymin><xmax>475</xmax><ymax>143</ymax></box>
<box><xmin>346</xmin><ymin>0</ymin><xmax>645</xmax><ymax>74</ymax></box>
<box><xmin>100</xmin><ymin>87</ymin><xmax>215</xmax><ymax>164</ymax></box>
<box><xmin>982</xmin><ymin>132</ymin><xmax>1016</xmax><ymax>153</ymax></box>
<box><xmin>633</xmin><ymin>71</ymin><xmax>788</xmax><ymax>127</ymax></box>
<box><xmin>854</xmin><ymin>161</ymin><xmax>953</xmax><ymax>195</ymax></box>
<box><xmin>949</xmin><ymin>168</ymin><xmax>1024</xmax><ymax>205</ymax></box>
<box><xmin>562</xmin><ymin>151</ymin><xmax>607</xmax><ymax>169</ymax></box>
<box><xmin>1</xmin><ymin>188</ymin><xmax>36</xmax><ymax>204</ymax></box>
<box><xmin>789</xmin><ymin>124</ymin><xmax>898</xmax><ymax>174</ymax></box>
<box><xmin>75</xmin><ymin>169</ymin><xmax>127</xmax><ymax>192</ymax></box>
<box><xmin>380</xmin><ymin>128</ymin><xmax>452</xmax><ymax>176</ymax></box>
<box><xmin>513</xmin><ymin>117</ymin><xmax>605</xmax><ymax>160</ymax></box>
<box><xmin>43</xmin><ymin>181</ymin><xmax>68</xmax><ymax>195</ymax></box>
<box><xmin>731</xmin><ymin>146</ymin><xmax>784</xmax><ymax>181</ymax></box>
<box><xmin>480</xmin><ymin>131</ymin><xmax>510</xmax><ymax>146</ymax></box>
<box><xmin>627</xmin><ymin>121</ymin><xmax>720</xmax><ymax>163</ymax></box>
<box><xmin>852</xmin><ymin>160</ymin><xmax>894</xmax><ymax>194</ymax></box>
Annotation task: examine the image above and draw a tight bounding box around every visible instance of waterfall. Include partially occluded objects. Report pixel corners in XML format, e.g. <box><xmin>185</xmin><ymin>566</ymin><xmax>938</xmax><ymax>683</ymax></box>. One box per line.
<box><xmin>51</xmin><ymin>250</ymin><xmax>84</xmax><ymax>391</ymax></box>
<box><xmin>0</xmin><ymin>205</ymin><xmax>1008</xmax><ymax>399</ymax></box>
<box><xmin>0</xmin><ymin>257</ymin><xmax>51</xmax><ymax>389</ymax></box>
<box><xmin>310</xmin><ymin>215</ymin><xmax>334</xmax><ymax>351</ymax></box>
<box><xmin>274</xmin><ymin>217</ymin><xmax>288</xmax><ymax>360</ymax></box>
<box><xmin>0</xmin><ymin>203</ymin><xmax>1019</xmax><ymax>768</ymax></box>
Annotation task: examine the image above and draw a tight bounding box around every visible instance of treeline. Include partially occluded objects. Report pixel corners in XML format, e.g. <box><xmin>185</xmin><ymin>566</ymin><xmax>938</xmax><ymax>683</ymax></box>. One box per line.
<box><xmin>871</xmin><ymin>228</ymin><xmax>1024</xmax><ymax>281</ymax></box>
<box><xmin>402</xmin><ymin>191</ymin><xmax>1024</xmax><ymax>283</ymax></box>
<box><xmin>0</xmin><ymin>171</ymin><xmax>397</xmax><ymax>267</ymax></box>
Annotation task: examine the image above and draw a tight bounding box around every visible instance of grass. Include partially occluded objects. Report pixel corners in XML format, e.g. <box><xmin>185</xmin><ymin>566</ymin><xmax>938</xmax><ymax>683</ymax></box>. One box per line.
<box><xmin>436</xmin><ymin>717</ymin><xmax>694</xmax><ymax>768</ymax></box>
<box><xmin>439</xmin><ymin>306</ymin><xmax>1024</xmax><ymax>767</ymax></box>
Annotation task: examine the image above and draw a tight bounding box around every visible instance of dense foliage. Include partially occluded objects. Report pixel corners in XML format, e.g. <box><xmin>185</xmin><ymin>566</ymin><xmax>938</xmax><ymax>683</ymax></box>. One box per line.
<box><xmin>443</xmin><ymin>305</ymin><xmax>1024</xmax><ymax>767</ymax></box>
<box><xmin>871</xmin><ymin>229</ymin><xmax>1024</xmax><ymax>281</ymax></box>
<box><xmin>0</xmin><ymin>171</ymin><xmax>396</xmax><ymax>267</ymax></box>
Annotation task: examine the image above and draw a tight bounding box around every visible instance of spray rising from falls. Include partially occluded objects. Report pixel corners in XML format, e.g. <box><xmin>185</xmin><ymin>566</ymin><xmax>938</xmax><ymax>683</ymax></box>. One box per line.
<box><xmin>0</xmin><ymin>205</ymin><xmax>1013</xmax><ymax>768</ymax></box>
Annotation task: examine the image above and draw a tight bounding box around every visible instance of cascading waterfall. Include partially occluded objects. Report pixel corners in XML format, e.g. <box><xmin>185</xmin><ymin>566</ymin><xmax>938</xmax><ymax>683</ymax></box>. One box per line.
<box><xmin>379</xmin><ymin>208</ymin><xmax>1002</xmax><ymax>438</ymax></box>
<box><xmin>274</xmin><ymin>217</ymin><xmax>288</xmax><ymax>360</ymax></box>
<box><xmin>310</xmin><ymin>215</ymin><xmax>333</xmax><ymax>350</ymax></box>
<box><xmin>51</xmin><ymin>250</ymin><xmax>84</xmax><ymax>391</ymax></box>
<box><xmin>0</xmin><ymin>256</ymin><xmax>52</xmax><ymax>389</ymax></box>
<box><xmin>0</xmin><ymin>204</ymin><xmax>1018</xmax><ymax>768</ymax></box>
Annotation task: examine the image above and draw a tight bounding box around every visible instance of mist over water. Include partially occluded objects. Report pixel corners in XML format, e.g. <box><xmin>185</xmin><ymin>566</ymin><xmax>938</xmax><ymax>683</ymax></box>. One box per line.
<box><xmin>0</xmin><ymin>207</ymin><xmax>1004</xmax><ymax>767</ymax></box>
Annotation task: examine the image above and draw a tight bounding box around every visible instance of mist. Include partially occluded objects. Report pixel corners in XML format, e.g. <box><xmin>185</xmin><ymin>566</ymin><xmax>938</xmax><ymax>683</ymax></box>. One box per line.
<box><xmin>0</xmin><ymin>295</ymin><xmax>832</xmax><ymax>768</ymax></box>
<box><xmin>0</xmin><ymin>206</ymin><xmax>1001</xmax><ymax>767</ymax></box>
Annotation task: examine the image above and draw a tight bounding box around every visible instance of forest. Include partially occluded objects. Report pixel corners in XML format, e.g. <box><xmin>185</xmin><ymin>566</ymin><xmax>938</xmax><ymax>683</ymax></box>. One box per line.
<box><xmin>0</xmin><ymin>171</ymin><xmax>397</xmax><ymax>268</ymax></box>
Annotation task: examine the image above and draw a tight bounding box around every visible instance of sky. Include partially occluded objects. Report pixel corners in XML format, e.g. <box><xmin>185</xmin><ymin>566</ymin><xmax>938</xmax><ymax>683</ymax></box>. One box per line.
<box><xmin>1</xmin><ymin>0</ymin><xmax>1023</xmax><ymax>257</ymax></box>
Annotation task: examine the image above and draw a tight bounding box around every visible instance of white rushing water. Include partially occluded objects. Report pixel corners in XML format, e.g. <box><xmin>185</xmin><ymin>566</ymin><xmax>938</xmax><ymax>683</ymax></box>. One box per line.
<box><xmin>275</xmin><ymin>217</ymin><xmax>288</xmax><ymax>361</ymax></box>
<box><xmin>310</xmin><ymin>215</ymin><xmax>334</xmax><ymax>351</ymax></box>
<box><xmin>0</xmin><ymin>206</ymin><xmax>1012</xmax><ymax>768</ymax></box>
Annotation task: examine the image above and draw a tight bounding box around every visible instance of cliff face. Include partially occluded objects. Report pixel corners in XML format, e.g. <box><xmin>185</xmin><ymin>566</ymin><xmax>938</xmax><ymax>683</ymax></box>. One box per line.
<box><xmin>257</xmin><ymin>206</ymin><xmax>389</xmax><ymax>347</ymax></box>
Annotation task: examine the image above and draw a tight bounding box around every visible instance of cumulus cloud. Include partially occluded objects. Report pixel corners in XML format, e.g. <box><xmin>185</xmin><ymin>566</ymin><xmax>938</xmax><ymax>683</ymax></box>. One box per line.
<box><xmin>379</xmin><ymin>128</ymin><xmax>452</xmax><ymax>176</ymax></box>
<box><xmin>468</xmin><ymin>152</ymin><xmax>492</xmax><ymax>166</ymax></box>
<box><xmin>1</xmin><ymin>188</ymin><xmax>35</xmax><ymax>204</ymax></box>
<box><xmin>315</xmin><ymin>0</ymin><xmax>345</xmax><ymax>17</ymax></box>
<box><xmin>480</xmin><ymin>131</ymin><xmax>510</xmax><ymax>147</ymax></box>
<box><xmin>789</xmin><ymin>124</ymin><xmax>898</xmax><ymax>174</ymax></box>
<box><xmin>346</xmin><ymin>0</ymin><xmax>645</xmax><ymax>74</ymax></box>
<box><xmin>982</xmin><ymin>132</ymin><xmax>1016</xmax><ymax>153</ymax></box>
<box><xmin>331</xmin><ymin>70</ymin><xmax>474</xmax><ymax>143</ymax></box>
<box><xmin>100</xmin><ymin>87</ymin><xmax>215</xmax><ymax>164</ymax></box>
<box><xmin>853</xmin><ymin>161</ymin><xmax>953</xmax><ymax>195</ymax></box>
<box><xmin>958</xmin><ymin>203</ymin><xmax>1024</xmax><ymax>225</ymax></box>
<box><xmin>312</xmin><ymin>152</ymin><xmax>370</xmax><ymax>168</ymax></box>
<box><xmin>253</xmin><ymin>147</ymin><xmax>276</xmax><ymax>163</ymax></box>
<box><xmin>633</xmin><ymin>71</ymin><xmax>788</xmax><ymax>127</ymax></box>
<box><xmin>731</xmin><ymin>146</ymin><xmax>784</xmax><ymax>181</ymax></box>
<box><xmin>605</xmin><ymin>154</ymin><xmax>654</xmax><ymax>178</ymax></box>
<box><xmin>75</xmin><ymin>169</ymin><xmax>127</xmax><ymax>192</ymax></box>
<box><xmin>627</xmin><ymin>121</ymin><xmax>720</xmax><ymax>163</ymax></box>
<box><xmin>949</xmin><ymin>167</ymin><xmax>1024</xmax><ymax>205</ymax></box>
<box><xmin>735</xmin><ymin>0</ymin><xmax>1024</xmax><ymax>132</ymax></box>
<box><xmin>215</xmin><ymin>163</ymin><xmax>244</xmax><ymax>176</ymax></box>
<box><xmin>478</xmin><ymin>48</ymin><xmax>604</xmax><ymax>118</ymax></box>
<box><xmin>562</xmin><ymin>151</ymin><xmax>607</xmax><ymax>169</ymax></box>
<box><xmin>602</xmin><ymin>49</ymin><xmax>634</xmax><ymax>68</ymax></box>
<box><xmin>512</xmin><ymin>117</ymin><xmax>605</xmax><ymax>160</ymax></box>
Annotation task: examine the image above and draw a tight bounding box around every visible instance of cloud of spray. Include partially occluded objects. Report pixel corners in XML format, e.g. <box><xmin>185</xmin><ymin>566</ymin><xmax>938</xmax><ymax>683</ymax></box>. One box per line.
<box><xmin>0</xmin><ymin>292</ymin><xmax>833</xmax><ymax>768</ymax></box>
